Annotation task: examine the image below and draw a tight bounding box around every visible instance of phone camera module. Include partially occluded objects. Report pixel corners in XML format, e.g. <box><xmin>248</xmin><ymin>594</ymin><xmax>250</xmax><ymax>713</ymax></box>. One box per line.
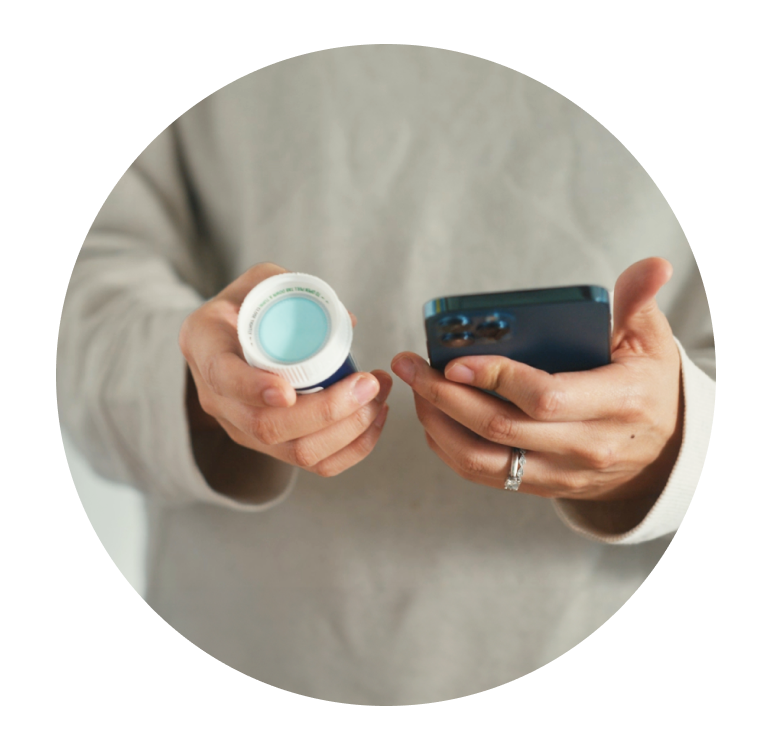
<box><xmin>475</xmin><ymin>319</ymin><xmax>510</xmax><ymax>342</ymax></box>
<box><xmin>441</xmin><ymin>331</ymin><xmax>475</xmax><ymax>347</ymax></box>
<box><xmin>437</xmin><ymin>315</ymin><xmax>472</xmax><ymax>333</ymax></box>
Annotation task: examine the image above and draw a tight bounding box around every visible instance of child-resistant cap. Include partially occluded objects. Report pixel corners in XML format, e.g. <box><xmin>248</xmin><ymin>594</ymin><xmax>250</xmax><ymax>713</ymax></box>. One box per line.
<box><xmin>237</xmin><ymin>272</ymin><xmax>353</xmax><ymax>390</ymax></box>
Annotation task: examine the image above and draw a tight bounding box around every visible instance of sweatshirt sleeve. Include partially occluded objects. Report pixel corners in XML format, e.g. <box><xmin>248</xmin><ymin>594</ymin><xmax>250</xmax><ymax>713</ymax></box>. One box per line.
<box><xmin>57</xmin><ymin>124</ymin><xmax>297</xmax><ymax>511</ymax></box>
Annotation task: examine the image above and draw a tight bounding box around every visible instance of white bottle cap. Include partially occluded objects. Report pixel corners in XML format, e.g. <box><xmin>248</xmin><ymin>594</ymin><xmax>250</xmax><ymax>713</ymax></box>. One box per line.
<box><xmin>237</xmin><ymin>272</ymin><xmax>353</xmax><ymax>390</ymax></box>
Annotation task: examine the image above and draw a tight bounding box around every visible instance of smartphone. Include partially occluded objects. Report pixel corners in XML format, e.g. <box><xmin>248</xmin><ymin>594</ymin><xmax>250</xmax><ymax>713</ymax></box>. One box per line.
<box><xmin>424</xmin><ymin>285</ymin><xmax>611</xmax><ymax>374</ymax></box>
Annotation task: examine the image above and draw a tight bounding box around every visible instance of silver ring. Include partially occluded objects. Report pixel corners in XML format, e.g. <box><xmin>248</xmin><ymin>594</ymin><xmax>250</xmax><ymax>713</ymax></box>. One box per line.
<box><xmin>504</xmin><ymin>448</ymin><xmax>526</xmax><ymax>492</ymax></box>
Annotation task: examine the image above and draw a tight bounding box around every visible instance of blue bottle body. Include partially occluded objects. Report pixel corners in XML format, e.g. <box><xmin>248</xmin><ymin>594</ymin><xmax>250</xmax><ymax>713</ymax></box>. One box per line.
<box><xmin>295</xmin><ymin>354</ymin><xmax>358</xmax><ymax>394</ymax></box>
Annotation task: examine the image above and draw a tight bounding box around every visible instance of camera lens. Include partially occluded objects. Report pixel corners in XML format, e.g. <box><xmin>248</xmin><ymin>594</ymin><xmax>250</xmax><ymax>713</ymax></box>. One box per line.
<box><xmin>437</xmin><ymin>315</ymin><xmax>471</xmax><ymax>333</ymax></box>
<box><xmin>475</xmin><ymin>319</ymin><xmax>509</xmax><ymax>342</ymax></box>
<box><xmin>441</xmin><ymin>331</ymin><xmax>475</xmax><ymax>347</ymax></box>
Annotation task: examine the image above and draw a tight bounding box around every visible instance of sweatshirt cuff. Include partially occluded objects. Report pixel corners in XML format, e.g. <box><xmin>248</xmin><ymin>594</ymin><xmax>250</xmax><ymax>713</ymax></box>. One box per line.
<box><xmin>552</xmin><ymin>339</ymin><xmax>715</xmax><ymax>545</ymax></box>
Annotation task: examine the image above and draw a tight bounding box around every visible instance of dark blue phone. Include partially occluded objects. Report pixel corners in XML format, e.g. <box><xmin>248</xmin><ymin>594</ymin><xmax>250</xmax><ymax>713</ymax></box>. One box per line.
<box><xmin>424</xmin><ymin>285</ymin><xmax>611</xmax><ymax>374</ymax></box>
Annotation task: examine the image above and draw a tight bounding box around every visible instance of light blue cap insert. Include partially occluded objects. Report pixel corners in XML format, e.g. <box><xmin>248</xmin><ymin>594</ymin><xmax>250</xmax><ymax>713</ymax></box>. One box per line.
<box><xmin>257</xmin><ymin>297</ymin><xmax>330</xmax><ymax>363</ymax></box>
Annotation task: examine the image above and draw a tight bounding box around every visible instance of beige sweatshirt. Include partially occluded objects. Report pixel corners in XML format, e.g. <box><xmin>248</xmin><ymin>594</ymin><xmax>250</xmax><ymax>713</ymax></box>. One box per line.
<box><xmin>57</xmin><ymin>45</ymin><xmax>715</xmax><ymax>705</ymax></box>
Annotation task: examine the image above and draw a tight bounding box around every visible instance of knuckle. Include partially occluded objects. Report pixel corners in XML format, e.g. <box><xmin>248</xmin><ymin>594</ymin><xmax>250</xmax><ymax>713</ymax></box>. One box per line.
<box><xmin>317</xmin><ymin>396</ymin><xmax>339</xmax><ymax>427</ymax></box>
<box><xmin>458</xmin><ymin>451</ymin><xmax>488</xmax><ymax>477</ymax></box>
<box><xmin>578</xmin><ymin>443</ymin><xmax>616</xmax><ymax>470</ymax></box>
<box><xmin>250</xmin><ymin>415</ymin><xmax>281</xmax><ymax>445</ymax></box>
<box><xmin>288</xmin><ymin>439</ymin><xmax>318</xmax><ymax>468</ymax></box>
<box><xmin>201</xmin><ymin>354</ymin><xmax>223</xmax><ymax>397</ymax></box>
<box><xmin>619</xmin><ymin>389</ymin><xmax>646</xmax><ymax>422</ymax></box>
<box><xmin>531</xmin><ymin>388</ymin><xmax>565</xmax><ymax>421</ymax></box>
<box><xmin>426</xmin><ymin>378</ymin><xmax>447</xmax><ymax>407</ymax></box>
<box><xmin>482</xmin><ymin>412</ymin><xmax>519</xmax><ymax>445</ymax></box>
<box><xmin>489</xmin><ymin>363</ymin><xmax>514</xmax><ymax>394</ymax></box>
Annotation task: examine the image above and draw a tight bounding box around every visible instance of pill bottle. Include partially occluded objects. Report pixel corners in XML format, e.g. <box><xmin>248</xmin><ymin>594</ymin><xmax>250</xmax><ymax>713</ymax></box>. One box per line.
<box><xmin>237</xmin><ymin>272</ymin><xmax>357</xmax><ymax>394</ymax></box>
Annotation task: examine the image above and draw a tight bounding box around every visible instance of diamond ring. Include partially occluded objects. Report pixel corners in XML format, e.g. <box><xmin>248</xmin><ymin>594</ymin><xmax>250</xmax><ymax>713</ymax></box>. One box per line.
<box><xmin>504</xmin><ymin>448</ymin><xmax>526</xmax><ymax>492</ymax></box>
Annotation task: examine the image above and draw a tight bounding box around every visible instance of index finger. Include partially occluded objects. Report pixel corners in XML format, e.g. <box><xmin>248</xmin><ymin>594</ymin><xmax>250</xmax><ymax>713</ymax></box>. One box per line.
<box><xmin>242</xmin><ymin>371</ymin><xmax>387</xmax><ymax>445</ymax></box>
<box><xmin>442</xmin><ymin>355</ymin><xmax>637</xmax><ymax>422</ymax></box>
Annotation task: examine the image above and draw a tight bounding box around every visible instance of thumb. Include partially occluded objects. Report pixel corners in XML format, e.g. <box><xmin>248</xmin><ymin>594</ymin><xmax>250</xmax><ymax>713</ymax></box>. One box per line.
<box><xmin>612</xmin><ymin>257</ymin><xmax>674</xmax><ymax>357</ymax></box>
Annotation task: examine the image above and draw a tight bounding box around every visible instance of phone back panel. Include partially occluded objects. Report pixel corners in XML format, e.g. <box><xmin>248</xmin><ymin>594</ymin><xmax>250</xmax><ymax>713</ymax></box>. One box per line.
<box><xmin>424</xmin><ymin>286</ymin><xmax>611</xmax><ymax>374</ymax></box>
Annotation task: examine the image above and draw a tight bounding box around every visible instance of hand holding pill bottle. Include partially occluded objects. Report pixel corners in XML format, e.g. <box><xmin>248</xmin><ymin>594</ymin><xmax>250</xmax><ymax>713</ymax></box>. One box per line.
<box><xmin>179</xmin><ymin>263</ymin><xmax>392</xmax><ymax>477</ymax></box>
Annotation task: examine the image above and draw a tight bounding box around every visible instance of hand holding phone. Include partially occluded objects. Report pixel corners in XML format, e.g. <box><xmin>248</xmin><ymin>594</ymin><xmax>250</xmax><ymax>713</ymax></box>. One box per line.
<box><xmin>391</xmin><ymin>258</ymin><xmax>683</xmax><ymax>512</ymax></box>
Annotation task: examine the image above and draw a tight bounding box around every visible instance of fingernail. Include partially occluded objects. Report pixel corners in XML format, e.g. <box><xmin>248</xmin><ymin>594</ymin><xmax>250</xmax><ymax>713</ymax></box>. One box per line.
<box><xmin>262</xmin><ymin>387</ymin><xmax>287</xmax><ymax>407</ymax></box>
<box><xmin>353</xmin><ymin>376</ymin><xmax>379</xmax><ymax>405</ymax></box>
<box><xmin>374</xmin><ymin>404</ymin><xmax>389</xmax><ymax>428</ymax></box>
<box><xmin>392</xmin><ymin>356</ymin><xmax>417</xmax><ymax>385</ymax></box>
<box><xmin>446</xmin><ymin>364</ymin><xmax>475</xmax><ymax>384</ymax></box>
